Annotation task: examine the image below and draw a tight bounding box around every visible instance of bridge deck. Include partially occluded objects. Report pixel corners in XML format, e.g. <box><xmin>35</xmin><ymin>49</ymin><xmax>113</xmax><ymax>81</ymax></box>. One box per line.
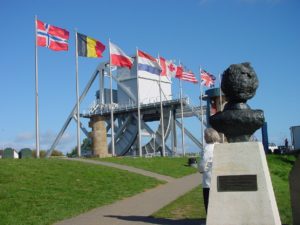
<box><xmin>82</xmin><ymin>98</ymin><xmax>206</xmax><ymax>120</ymax></box>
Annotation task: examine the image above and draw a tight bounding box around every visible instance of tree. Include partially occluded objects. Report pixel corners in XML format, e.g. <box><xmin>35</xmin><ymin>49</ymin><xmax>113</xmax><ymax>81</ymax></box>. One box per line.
<box><xmin>67</xmin><ymin>138</ymin><xmax>92</xmax><ymax>158</ymax></box>
<box><xmin>32</xmin><ymin>150</ymin><xmax>47</xmax><ymax>158</ymax></box>
<box><xmin>81</xmin><ymin>138</ymin><xmax>92</xmax><ymax>152</ymax></box>
<box><xmin>51</xmin><ymin>150</ymin><xmax>64</xmax><ymax>157</ymax></box>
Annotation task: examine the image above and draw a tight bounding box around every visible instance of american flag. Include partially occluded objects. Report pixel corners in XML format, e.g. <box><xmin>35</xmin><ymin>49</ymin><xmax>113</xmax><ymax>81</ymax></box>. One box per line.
<box><xmin>200</xmin><ymin>69</ymin><xmax>216</xmax><ymax>87</ymax></box>
<box><xmin>175</xmin><ymin>66</ymin><xmax>198</xmax><ymax>83</ymax></box>
<box><xmin>181</xmin><ymin>70</ymin><xmax>198</xmax><ymax>83</ymax></box>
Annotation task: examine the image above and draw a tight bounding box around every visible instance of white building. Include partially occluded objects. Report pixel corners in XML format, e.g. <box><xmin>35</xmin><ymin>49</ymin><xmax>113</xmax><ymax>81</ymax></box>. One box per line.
<box><xmin>116</xmin><ymin>60</ymin><xmax>172</xmax><ymax>105</ymax></box>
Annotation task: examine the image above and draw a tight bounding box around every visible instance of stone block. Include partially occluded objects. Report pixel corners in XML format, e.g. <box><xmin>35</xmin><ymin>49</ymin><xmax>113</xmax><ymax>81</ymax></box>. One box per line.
<box><xmin>207</xmin><ymin>142</ymin><xmax>281</xmax><ymax>225</ymax></box>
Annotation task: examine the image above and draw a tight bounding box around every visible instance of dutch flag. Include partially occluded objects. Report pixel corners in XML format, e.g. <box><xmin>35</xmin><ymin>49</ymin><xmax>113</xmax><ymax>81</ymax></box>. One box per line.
<box><xmin>137</xmin><ymin>50</ymin><xmax>162</xmax><ymax>76</ymax></box>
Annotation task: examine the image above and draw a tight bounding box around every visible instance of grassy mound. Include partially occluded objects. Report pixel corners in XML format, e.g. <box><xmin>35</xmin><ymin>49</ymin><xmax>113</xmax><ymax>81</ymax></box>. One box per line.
<box><xmin>153</xmin><ymin>185</ymin><xmax>205</xmax><ymax>220</ymax></box>
<box><xmin>153</xmin><ymin>154</ymin><xmax>296</xmax><ymax>225</ymax></box>
<box><xmin>0</xmin><ymin>159</ymin><xmax>164</xmax><ymax>225</ymax></box>
<box><xmin>96</xmin><ymin>156</ymin><xmax>198</xmax><ymax>178</ymax></box>
<box><xmin>267</xmin><ymin>154</ymin><xmax>296</xmax><ymax>224</ymax></box>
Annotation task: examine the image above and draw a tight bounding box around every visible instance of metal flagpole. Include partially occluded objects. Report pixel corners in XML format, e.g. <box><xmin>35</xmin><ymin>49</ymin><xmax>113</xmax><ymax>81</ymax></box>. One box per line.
<box><xmin>200</xmin><ymin>67</ymin><xmax>205</xmax><ymax>150</ymax></box>
<box><xmin>179</xmin><ymin>64</ymin><xmax>185</xmax><ymax>156</ymax></box>
<box><xmin>75</xmin><ymin>31</ymin><xmax>81</xmax><ymax>157</ymax></box>
<box><xmin>136</xmin><ymin>48</ymin><xmax>142</xmax><ymax>157</ymax></box>
<box><xmin>218</xmin><ymin>73</ymin><xmax>225</xmax><ymax>143</ymax></box>
<box><xmin>158</xmin><ymin>55</ymin><xmax>165</xmax><ymax>157</ymax></box>
<box><xmin>34</xmin><ymin>15</ymin><xmax>40</xmax><ymax>158</ymax></box>
<box><xmin>219</xmin><ymin>73</ymin><xmax>223</xmax><ymax>111</ymax></box>
<box><xmin>109</xmin><ymin>40</ymin><xmax>115</xmax><ymax>156</ymax></box>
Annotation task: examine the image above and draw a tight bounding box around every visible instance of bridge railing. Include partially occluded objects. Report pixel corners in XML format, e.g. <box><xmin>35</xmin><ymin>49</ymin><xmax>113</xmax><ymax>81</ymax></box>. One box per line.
<box><xmin>82</xmin><ymin>94</ymin><xmax>187</xmax><ymax>116</ymax></box>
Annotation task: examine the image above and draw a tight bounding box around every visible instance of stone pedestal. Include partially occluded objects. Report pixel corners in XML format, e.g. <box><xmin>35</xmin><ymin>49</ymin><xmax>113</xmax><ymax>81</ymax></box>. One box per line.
<box><xmin>289</xmin><ymin>154</ymin><xmax>300</xmax><ymax>225</ymax></box>
<box><xmin>89</xmin><ymin>116</ymin><xmax>110</xmax><ymax>158</ymax></box>
<box><xmin>207</xmin><ymin>142</ymin><xmax>281</xmax><ymax>225</ymax></box>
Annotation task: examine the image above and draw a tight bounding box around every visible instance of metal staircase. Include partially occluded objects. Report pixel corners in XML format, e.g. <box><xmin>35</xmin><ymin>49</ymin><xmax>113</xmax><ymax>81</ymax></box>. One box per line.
<box><xmin>107</xmin><ymin>109</ymin><xmax>173</xmax><ymax>156</ymax></box>
<box><xmin>108</xmin><ymin>115</ymin><xmax>138</xmax><ymax>156</ymax></box>
<box><xmin>142</xmin><ymin>109</ymin><xmax>173</xmax><ymax>155</ymax></box>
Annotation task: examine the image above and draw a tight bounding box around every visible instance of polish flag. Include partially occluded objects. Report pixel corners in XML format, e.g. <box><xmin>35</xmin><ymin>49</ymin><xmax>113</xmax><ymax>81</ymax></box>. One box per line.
<box><xmin>109</xmin><ymin>42</ymin><xmax>133</xmax><ymax>69</ymax></box>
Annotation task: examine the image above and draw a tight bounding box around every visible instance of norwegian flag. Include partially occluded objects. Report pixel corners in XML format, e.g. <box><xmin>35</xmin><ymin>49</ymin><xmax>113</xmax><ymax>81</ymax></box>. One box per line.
<box><xmin>36</xmin><ymin>20</ymin><xmax>69</xmax><ymax>51</ymax></box>
<box><xmin>201</xmin><ymin>69</ymin><xmax>216</xmax><ymax>87</ymax></box>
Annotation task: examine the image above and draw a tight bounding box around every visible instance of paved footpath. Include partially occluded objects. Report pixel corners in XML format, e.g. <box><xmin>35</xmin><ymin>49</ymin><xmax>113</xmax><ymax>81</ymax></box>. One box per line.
<box><xmin>54</xmin><ymin>158</ymin><xmax>202</xmax><ymax>225</ymax></box>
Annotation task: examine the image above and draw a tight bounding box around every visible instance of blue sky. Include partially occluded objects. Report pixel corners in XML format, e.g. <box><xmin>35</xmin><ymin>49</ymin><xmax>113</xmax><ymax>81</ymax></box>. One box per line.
<box><xmin>0</xmin><ymin>0</ymin><xmax>299</xmax><ymax>153</ymax></box>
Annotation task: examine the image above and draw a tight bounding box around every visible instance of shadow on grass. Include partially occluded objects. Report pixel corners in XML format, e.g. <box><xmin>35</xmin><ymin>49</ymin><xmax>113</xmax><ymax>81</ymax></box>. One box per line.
<box><xmin>279</xmin><ymin>156</ymin><xmax>297</xmax><ymax>165</ymax></box>
<box><xmin>106</xmin><ymin>215</ymin><xmax>205</xmax><ymax>225</ymax></box>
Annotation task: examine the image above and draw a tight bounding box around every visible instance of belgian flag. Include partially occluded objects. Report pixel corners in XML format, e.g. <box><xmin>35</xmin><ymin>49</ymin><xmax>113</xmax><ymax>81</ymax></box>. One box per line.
<box><xmin>77</xmin><ymin>33</ymin><xmax>106</xmax><ymax>58</ymax></box>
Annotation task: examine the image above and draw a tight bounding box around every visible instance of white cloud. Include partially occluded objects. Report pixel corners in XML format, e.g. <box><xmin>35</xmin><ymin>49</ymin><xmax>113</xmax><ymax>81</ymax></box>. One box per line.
<box><xmin>2</xmin><ymin>130</ymin><xmax>76</xmax><ymax>154</ymax></box>
<box><xmin>15</xmin><ymin>132</ymin><xmax>34</xmax><ymax>142</ymax></box>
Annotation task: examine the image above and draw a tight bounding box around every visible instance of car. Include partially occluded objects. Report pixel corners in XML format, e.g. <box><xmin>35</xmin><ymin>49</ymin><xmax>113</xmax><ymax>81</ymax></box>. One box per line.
<box><xmin>268</xmin><ymin>143</ymin><xmax>278</xmax><ymax>153</ymax></box>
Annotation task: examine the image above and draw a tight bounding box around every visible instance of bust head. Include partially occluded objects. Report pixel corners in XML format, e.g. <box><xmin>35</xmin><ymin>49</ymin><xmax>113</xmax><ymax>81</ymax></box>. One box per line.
<box><xmin>221</xmin><ymin>62</ymin><xmax>258</xmax><ymax>103</ymax></box>
<box><xmin>209</xmin><ymin>62</ymin><xmax>264</xmax><ymax>142</ymax></box>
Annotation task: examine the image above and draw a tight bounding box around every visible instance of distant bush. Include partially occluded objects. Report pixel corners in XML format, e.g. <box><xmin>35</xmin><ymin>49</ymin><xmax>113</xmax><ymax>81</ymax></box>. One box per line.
<box><xmin>32</xmin><ymin>150</ymin><xmax>47</xmax><ymax>158</ymax></box>
<box><xmin>31</xmin><ymin>149</ymin><xmax>64</xmax><ymax>157</ymax></box>
<box><xmin>51</xmin><ymin>150</ymin><xmax>64</xmax><ymax>157</ymax></box>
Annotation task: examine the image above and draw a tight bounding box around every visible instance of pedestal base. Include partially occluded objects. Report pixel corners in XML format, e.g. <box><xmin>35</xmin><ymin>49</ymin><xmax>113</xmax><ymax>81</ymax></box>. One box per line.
<box><xmin>207</xmin><ymin>142</ymin><xmax>281</xmax><ymax>225</ymax></box>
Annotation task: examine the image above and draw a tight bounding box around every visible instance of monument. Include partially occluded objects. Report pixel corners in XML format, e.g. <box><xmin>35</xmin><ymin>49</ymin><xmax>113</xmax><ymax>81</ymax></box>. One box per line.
<box><xmin>210</xmin><ymin>62</ymin><xmax>264</xmax><ymax>142</ymax></box>
<box><xmin>207</xmin><ymin>63</ymin><xmax>281</xmax><ymax>225</ymax></box>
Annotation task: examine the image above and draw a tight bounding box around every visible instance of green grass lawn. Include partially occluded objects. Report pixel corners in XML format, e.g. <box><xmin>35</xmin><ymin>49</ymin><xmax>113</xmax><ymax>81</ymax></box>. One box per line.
<box><xmin>268</xmin><ymin>154</ymin><xmax>296</xmax><ymax>224</ymax></box>
<box><xmin>95</xmin><ymin>156</ymin><xmax>198</xmax><ymax>178</ymax></box>
<box><xmin>153</xmin><ymin>185</ymin><xmax>205</xmax><ymax>220</ymax></box>
<box><xmin>152</xmin><ymin>154</ymin><xmax>296</xmax><ymax>225</ymax></box>
<box><xmin>0</xmin><ymin>159</ymin><xmax>164</xmax><ymax>225</ymax></box>
<box><xmin>0</xmin><ymin>155</ymin><xmax>294</xmax><ymax>225</ymax></box>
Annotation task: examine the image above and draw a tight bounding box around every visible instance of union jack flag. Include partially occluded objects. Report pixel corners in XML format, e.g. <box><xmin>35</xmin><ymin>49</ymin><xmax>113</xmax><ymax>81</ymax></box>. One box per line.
<box><xmin>200</xmin><ymin>69</ymin><xmax>216</xmax><ymax>87</ymax></box>
<box><xmin>36</xmin><ymin>20</ymin><xmax>69</xmax><ymax>51</ymax></box>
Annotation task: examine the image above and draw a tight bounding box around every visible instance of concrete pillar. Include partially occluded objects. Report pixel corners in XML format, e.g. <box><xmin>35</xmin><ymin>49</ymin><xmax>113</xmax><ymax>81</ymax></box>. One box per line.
<box><xmin>89</xmin><ymin>116</ymin><xmax>110</xmax><ymax>158</ymax></box>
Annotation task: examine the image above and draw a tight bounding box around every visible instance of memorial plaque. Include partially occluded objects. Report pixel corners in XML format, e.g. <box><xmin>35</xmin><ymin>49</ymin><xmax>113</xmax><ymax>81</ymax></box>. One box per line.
<box><xmin>217</xmin><ymin>175</ymin><xmax>257</xmax><ymax>192</ymax></box>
